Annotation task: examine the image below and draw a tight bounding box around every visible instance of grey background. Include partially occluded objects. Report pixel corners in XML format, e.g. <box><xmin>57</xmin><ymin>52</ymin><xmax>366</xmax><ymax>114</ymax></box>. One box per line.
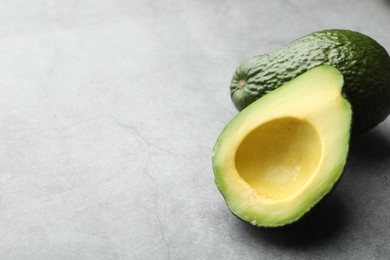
<box><xmin>0</xmin><ymin>0</ymin><xmax>389</xmax><ymax>259</ymax></box>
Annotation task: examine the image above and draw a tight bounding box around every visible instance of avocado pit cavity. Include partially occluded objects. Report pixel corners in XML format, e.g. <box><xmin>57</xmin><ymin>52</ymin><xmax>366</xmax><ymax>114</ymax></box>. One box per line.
<box><xmin>235</xmin><ymin>117</ymin><xmax>322</xmax><ymax>200</ymax></box>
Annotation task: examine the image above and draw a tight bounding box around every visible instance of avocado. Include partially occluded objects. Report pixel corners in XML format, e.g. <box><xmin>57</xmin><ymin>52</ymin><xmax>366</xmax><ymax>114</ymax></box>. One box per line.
<box><xmin>230</xmin><ymin>29</ymin><xmax>390</xmax><ymax>134</ymax></box>
<box><xmin>214</xmin><ymin>65</ymin><xmax>352</xmax><ymax>227</ymax></box>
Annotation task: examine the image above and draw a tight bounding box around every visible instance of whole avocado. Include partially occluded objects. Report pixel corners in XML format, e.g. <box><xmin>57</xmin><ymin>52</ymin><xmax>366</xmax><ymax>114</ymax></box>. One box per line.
<box><xmin>230</xmin><ymin>29</ymin><xmax>390</xmax><ymax>134</ymax></box>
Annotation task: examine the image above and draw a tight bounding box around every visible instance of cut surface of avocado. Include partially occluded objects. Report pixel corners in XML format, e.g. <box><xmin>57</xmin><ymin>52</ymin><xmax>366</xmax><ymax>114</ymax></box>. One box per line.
<box><xmin>213</xmin><ymin>65</ymin><xmax>352</xmax><ymax>227</ymax></box>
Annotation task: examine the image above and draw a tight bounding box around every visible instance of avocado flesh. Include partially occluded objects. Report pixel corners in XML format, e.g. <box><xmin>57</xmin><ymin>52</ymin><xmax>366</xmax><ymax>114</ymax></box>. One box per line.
<box><xmin>230</xmin><ymin>29</ymin><xmax>390</xmax><ymax>134</ymax></box>
<box><xmin>214</xmin><ymin>65</ymin><xmax>352</xmax><ymax>227</ymax></box>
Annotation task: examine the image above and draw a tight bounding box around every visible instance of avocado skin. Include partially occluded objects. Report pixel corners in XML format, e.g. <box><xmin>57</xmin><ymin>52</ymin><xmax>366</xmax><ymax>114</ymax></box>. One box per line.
<box><xmin>231</xmin><ymin>29</ymin><xmax>390</xmax><ymax>134</ymax></box>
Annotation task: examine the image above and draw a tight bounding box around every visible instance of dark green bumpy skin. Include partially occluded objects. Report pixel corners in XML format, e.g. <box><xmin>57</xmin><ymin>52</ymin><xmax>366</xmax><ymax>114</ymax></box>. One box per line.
<box><xmin>231</xmin><ymin>29</ymin><xmax>390</xmax><ymax>134</ymax></box>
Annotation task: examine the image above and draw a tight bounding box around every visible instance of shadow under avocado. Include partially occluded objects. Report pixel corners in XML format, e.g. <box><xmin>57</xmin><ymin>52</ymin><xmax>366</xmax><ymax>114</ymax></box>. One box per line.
<box><xmin>236</xmin><ymin>192</ymin><xmax>349</xmax><ymax>249</ymax></box>
<box><xmin>349</xmin><ymin>127</ymin><xmax>390</xmax><ymax>164</ymax></box>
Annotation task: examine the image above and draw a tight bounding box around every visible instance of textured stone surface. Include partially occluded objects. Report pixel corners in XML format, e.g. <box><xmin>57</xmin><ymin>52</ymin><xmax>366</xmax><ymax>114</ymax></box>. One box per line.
<box><xmin>0</xmin><ymin>0</ymin><xmax>389</xmax><ymax>259</ymax></box>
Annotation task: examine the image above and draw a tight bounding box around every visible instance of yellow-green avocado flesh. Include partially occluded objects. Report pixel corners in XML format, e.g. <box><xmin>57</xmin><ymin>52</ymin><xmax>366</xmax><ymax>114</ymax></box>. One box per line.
<box><xmin>213</xmin><ymin>65</ymin><xmax>352</xmax><ymax>227</ymax></box>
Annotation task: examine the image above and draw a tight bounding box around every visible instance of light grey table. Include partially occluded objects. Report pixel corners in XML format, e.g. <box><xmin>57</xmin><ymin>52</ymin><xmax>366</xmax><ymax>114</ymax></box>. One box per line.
<box><xmin>0</xmin><ymin>0</ymin><xmax>389</xmax><ymax>259</ymax></box>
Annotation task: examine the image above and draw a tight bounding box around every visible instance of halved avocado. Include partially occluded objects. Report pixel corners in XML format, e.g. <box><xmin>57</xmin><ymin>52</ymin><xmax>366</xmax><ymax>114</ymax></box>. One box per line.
<box><xmin>213</xmin><ymin>65</ymin><xmax>352</xmax><ymax>227</ymax></box>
